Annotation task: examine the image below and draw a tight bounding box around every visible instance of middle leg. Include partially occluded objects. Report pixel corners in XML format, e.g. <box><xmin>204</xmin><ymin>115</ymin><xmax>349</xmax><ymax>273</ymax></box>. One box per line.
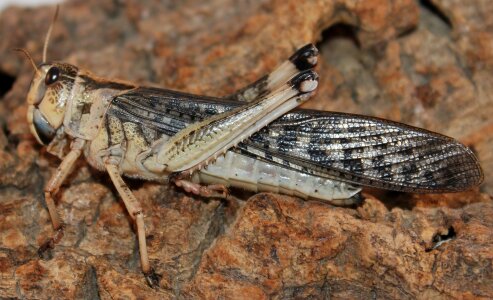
<box><xmin>105</xmin><ymin>160</ymin><xmax>160</xmax><ymax>287</ymax></box>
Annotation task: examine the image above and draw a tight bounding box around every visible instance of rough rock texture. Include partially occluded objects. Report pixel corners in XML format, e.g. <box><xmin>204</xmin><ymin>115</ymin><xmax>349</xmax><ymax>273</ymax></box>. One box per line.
<box><xmin>0</xmin><ymin>0</ymin><xmax>492</xmax><ymax>299</ymax></box>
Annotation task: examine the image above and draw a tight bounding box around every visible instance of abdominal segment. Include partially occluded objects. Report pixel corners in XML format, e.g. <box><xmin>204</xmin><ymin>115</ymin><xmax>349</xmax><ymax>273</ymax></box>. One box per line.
<box><xmin>193</xmin><ymin>151</ymin><xmax>361</xmax><ymax>204</ymax></box>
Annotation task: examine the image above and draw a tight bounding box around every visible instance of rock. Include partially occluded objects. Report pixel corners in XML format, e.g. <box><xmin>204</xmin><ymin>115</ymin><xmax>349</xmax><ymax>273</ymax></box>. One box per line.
<box><xmin>0</xmin><ymin>0</ymin><xmax>491</xmax><ymax>299</ymax></box>
<box><xmin>182</xmin><ymin>194</ymin><xmax>493</xmax><ymax>299</ymax></box>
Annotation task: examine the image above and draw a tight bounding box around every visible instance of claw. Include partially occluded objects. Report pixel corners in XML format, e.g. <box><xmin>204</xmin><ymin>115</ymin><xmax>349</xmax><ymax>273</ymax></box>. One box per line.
<box><xmin>200</xmin><ymin>184</ymin><xmax>229</xmax><ymax>198</ymax></box>
<box><xmin>37</xmin><ymin>240</ymin><xmax>55</xmax><ymax>259</ymax></box>
<box><xmin>37</xmin><ymin>225</ymin><xmax>65</xmax><ymax>259</ymax></box>
<box><xmin>144</xmin><ymin>268</ymin><xmax>161</xmax><ymax>289</ymax></box>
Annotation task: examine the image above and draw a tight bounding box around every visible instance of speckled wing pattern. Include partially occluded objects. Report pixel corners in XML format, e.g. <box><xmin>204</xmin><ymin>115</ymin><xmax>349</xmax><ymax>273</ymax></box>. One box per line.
<box><xmin>108</xmin><ymin>87</ymin><xmax>483</xmax><ymax>193</ymax></box>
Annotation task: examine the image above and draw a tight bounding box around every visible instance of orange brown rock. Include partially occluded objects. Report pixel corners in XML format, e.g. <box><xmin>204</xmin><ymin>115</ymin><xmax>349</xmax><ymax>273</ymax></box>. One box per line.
<box><xmin>0</xmin><ymin>0</ymin><xmax>491</xmax><ymax>298</ymax></box>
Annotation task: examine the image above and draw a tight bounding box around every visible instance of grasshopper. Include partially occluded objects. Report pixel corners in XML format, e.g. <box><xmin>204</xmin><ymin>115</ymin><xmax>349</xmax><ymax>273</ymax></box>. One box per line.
<box><xmin>18</xmin><ymin>7</ymin><xmax>483</xmax><ymax>287</ymax></box>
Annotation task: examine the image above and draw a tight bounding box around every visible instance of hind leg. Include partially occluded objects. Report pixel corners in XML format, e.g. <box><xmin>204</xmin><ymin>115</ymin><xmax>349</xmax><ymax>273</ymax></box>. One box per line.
<box><xmin>225</xmin><ymin>44</ymin><xmax>318</xmax><ymax>102</ymax></box>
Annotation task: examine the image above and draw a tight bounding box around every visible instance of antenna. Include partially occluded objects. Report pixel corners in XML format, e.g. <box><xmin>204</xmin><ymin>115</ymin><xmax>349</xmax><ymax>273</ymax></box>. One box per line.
<box><xmin>13</xmin><ymin>48</ymin><xmax>40</xmax><ymax>74</ymax></box>
<box><xmin>42</xmin><ymin>5</ymin><xmax>60</xmax><ymax>63</ymax></box>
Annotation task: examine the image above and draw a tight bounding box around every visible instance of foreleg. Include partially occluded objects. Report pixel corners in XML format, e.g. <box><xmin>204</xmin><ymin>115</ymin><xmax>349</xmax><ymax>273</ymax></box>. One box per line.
<box><xmin>38</xmin><ymin>139</ymin><xmax>85</xmax><ymax>255</ymax></box>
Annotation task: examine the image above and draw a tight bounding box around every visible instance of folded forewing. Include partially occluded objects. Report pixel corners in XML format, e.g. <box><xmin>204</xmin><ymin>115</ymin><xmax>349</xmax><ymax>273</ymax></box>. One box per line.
<box><xmin>238</xmin><ymin>111</ymin><xmax>482</xmax><ymax>192</ymax></box>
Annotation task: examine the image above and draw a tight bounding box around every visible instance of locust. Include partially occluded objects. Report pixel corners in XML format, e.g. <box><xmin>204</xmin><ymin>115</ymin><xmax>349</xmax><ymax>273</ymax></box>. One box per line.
<box><xmin>18</xmin><ymin>7</ymin><xmax>483</xmax><ymax>287</ymax></box>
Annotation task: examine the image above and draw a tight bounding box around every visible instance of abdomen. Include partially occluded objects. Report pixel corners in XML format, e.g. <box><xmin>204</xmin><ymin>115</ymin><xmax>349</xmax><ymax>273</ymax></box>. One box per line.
<box><xmin>193</xmin><ymin>151</ymin><xmax>361</xmax><ymax>205</ymax></box>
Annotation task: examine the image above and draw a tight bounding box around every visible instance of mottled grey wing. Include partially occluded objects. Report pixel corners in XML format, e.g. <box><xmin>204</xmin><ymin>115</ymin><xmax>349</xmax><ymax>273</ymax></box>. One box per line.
<box><xmin>239</xmin><ymin>111</ymin><xmax>482</xmax><ymax>193</ymax></box>
<box><xmin>108</xmin><ymin>87</ymin><xmax>483</xmax><ymax>193</ymax></box>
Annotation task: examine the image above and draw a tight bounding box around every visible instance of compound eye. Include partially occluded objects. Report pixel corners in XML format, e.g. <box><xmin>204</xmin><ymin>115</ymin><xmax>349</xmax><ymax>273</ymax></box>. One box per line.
<box><xmin>45</xmin><ymin>67</ymin><xmax>60</xmax><ymax>85</ymax></box>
